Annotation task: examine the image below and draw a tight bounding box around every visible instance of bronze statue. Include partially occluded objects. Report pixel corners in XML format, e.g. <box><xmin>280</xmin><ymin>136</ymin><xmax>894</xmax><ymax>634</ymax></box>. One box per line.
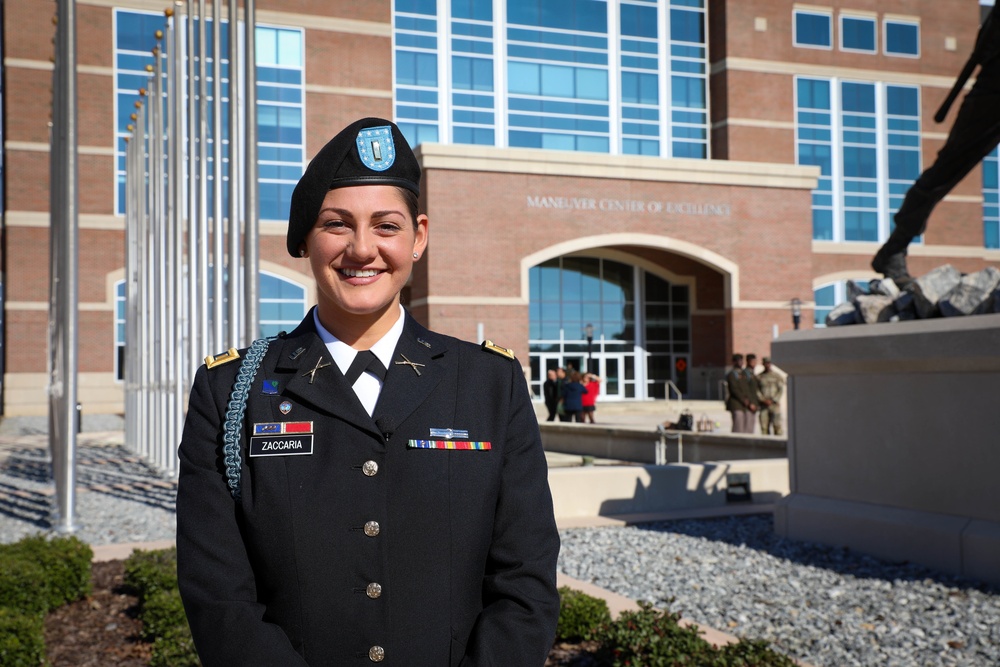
<box><xmin>872</xmin><ymin>6</ymin><xmax>1000</xmax><ymax>287</ymax></box>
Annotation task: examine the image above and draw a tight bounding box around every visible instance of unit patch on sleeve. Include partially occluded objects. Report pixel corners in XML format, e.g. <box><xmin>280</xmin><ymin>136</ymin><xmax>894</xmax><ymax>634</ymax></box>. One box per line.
<box><xmin>250</xmin><ymin>421</ymin><xmax>314</xmax><ymax>457</ymax></box>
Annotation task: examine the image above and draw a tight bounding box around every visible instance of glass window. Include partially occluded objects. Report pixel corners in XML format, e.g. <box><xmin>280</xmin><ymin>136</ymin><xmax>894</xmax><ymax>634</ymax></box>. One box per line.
<box><xmin>985</xmin><ymin>148</ymin><xmax>999</xmax><ymax>249</ymax></box>
<box><xmin>813</xmin><ymin>284</ymin><xmax>836</xmax><ymax>327</ymax></box>
<box><xmin>393</xmin><ymin>0</ymin><xmax>707</xmax><ymax>159</ymax></box>
<box><xmin>115</xmin><ymin>280</ymin><xmax>126</xmax><ymax>381</ymax></box>
<box><xmin>620</xmin><ymin>4</ymin><xmax>656</xmax><ymax>39</ymax></box>
<box><xmin>259</xmin><ymin>273</ymin><xmax>307</xmax><ymax>338</ymax></box>
<box><xmin>453</xmin><ymin>56</ymin><xmax>494</xmax><ymax>91</ymax></box>
<box><xmin>794</xmin><ymin>10</ymin><xmax>832</xmax><ymax>48</ymax></box>
<box><xmin>841</xmin><ymin>15</ymin><xmax>876</xmax><ymax>53</ymax></box>
<box><xmin>670</xmin><ymin>9</ymin><xmax>704</xmax><ymax>43</ymax></box>
<box><xmin>397</xmin><ymin>0</ymin><xmax>437</xmax><ymax>16</ymax></box>
<box><xmin>885</xmin><ymin>20</ymin><xmax>919</xmax><ymax>56</ymax></box>
<box><xmin>671</xmin><ymin>76</ymin><xmax>704</xmax><ymax>108</ymax></box>
<box><xmin>452</xmin><ymin>0</ymin><xmax>491</xmax><ymax>21</ymax></box>
<box><xmin>797</xmin><ymin>76</ymin><xmax>921</xmax><ymax>243</ymax></box>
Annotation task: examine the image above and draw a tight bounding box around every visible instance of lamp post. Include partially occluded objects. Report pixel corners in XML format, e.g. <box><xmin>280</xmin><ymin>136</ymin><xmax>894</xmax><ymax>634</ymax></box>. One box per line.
<box><xmin>584</xmin><ymin>323</ymin><xmax>594</xmax><ymax>374</ymax></box>
<box><xmin>790</xmin><ymin>298</ymin><xmax>802</xmax><ymax>330</ymax></box>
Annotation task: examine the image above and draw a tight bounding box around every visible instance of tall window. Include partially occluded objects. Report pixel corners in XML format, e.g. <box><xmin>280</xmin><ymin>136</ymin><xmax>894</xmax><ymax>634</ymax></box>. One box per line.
<box><xmin>115</xmin><ymin>280</ymin><xmax>126</xmax><ymax>381</ymax></box>
<box><xmin>794</xmin><ymin>9</ymin><xmax>832</xmax><ymax>49</ymax></box>
<box><xmin>795</xmin><ymin>77</ymin><xmax>921</xmax><ymax>242</ymax></box>
<box><xmin>985</xmin><ymin>148</ymin><xmax>999</xmax><ymax>249</ymax></box>
<box><xmin>393</xmin><ymin>0</ymin><xmax>709</xmax><ymax>158</ymax></box>
<box><xmin>256</xmin><ymin>27</ymin><xmax>305</xmax><ymax>221</ymax></box>
<box><xmin>113</xmin><ymin>11</ymin><xmax>305</xmax><ymax>220</ymax></box>
<box><xmin>259</xmin><ymin>272</ymin><xmax>308</xmax><ymax>338</ymax></box>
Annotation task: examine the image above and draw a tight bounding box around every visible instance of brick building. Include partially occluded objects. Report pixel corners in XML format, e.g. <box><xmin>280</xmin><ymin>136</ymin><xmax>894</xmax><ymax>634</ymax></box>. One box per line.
<box><xmin>1</xmin><ymin>0</ymin><xmax>996</xmax><ymax>415</ymax></box>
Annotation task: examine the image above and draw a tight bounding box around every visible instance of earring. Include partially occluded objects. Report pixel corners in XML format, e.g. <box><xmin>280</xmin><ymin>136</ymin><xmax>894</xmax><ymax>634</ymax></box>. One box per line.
<box><xmin>412</xmin><ymin>252</ymin><xmax>419</xmax><ymax>259</ymax></box>
<box><xmin>299</xmin><ymin>249</ymin><xmax>306</xmax><ymax>257</ymax></box>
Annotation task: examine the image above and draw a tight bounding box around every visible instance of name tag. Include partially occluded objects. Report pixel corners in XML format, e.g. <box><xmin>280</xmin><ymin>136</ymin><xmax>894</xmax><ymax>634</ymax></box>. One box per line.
<box><xmin>407</xmin><ymin>440</ymin><xmax>491</xmax><ymax>451</ymax></box>
<box><xmin>250</xmin><ymin>434</ymin><xmax>314</xmax><ymax>457</ymax></box>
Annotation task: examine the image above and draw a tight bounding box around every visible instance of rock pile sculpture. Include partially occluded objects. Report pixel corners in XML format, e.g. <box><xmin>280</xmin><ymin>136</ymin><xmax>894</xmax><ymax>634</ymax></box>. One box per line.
<box><xmin>826</xmin><ymin>265</ymin><xmax>1000</xmax><ymax>326</ymax></box>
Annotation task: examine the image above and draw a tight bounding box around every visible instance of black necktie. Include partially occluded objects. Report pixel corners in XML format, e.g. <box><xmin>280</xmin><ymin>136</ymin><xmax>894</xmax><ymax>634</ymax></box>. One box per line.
<box><xmin>344</xmin><ymin>350</ymin><xmax>387</xmax><ymax>385</ymax></box>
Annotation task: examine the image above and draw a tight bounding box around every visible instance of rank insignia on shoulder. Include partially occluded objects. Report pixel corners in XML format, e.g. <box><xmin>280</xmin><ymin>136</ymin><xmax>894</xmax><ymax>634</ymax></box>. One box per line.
<box><xmin>205</xmin><ymin>348</ymin><xmax>240</xmax><ymax>369</ymax></box>
<box><xmin>481</xmin><ymin>340</ymin><xmax>514</xmax><ymax>360</ymax></box>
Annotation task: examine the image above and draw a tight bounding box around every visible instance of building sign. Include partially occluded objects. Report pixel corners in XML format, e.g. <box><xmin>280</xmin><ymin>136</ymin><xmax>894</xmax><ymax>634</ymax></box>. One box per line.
<box><xmin>526</xmin><ymin>195</ymin><xmax>731</xmax><ymax>217</ymax></box>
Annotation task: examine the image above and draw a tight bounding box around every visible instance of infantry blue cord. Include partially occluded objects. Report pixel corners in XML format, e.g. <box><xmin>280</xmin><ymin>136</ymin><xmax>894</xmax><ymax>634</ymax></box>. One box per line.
<box><xmin>223</xmin><ymin>337</ymin><xmax>274</xmax><ymax>499</ymax></box>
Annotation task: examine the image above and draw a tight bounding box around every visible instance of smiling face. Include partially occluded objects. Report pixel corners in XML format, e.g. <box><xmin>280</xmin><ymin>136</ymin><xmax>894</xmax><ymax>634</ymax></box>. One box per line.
<box><xmin>303</xmin><ymin>185</ymin><xmax>428</xmax><ymax>342</ymax></box>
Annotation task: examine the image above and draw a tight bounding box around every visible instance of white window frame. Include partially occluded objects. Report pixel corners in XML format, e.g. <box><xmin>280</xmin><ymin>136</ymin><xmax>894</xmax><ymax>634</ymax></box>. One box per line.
<box><xmin>793</xmin><ymin>8</ymin><xmax>834</xmax><ymax>50</ymax></box>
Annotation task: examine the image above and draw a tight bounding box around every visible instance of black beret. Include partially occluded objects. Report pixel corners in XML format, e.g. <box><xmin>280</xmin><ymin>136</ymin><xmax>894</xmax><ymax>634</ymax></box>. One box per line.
<box><xmin>286</xmin><ymin>117</ymin><xmax>420</xmax><ymax>257</ymax></box>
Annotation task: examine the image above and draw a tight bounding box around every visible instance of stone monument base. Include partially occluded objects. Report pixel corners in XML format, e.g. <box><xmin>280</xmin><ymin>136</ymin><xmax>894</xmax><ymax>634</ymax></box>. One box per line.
<box><xmin>771</xmin><ymin>313</ymin><xmax>1000</xmax><ymax>585</ymax></box>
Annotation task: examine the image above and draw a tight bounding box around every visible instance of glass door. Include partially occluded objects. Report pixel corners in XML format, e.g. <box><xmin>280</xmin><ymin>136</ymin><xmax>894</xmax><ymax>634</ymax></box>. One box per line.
<box><xmin>595</xmin><ymin>354</ymin><xmax>626</xmax><ymax>400</ymax></box>
<box><xmin>529</xmin><ymin>354</ymin><xmax>564</xmax><ymax>399</ymax></box>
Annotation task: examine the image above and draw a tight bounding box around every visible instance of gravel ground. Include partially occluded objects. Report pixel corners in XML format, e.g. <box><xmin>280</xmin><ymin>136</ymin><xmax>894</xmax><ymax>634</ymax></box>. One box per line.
<box><xmin>0</xmin><ymin>440</ymin><xmax>177</xmax><ymax>545</ymax></box>
<box><xmin>559</xmin><ymin>516</ymin><xmax>1000</xmax><ymax>667</ymax></box>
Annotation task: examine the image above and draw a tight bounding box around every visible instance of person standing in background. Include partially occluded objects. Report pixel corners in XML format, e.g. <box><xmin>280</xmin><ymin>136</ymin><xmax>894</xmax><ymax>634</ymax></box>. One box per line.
<box><xmin>581</xmin><ymin>373</ymin><xmax>601</xmax><ymax>423</ymax></box>
<box><xmin>543</xmin><ymin>368</ymin><xmax>560</xmax><ymax>422</ymax></box>
<box><xmin>560</xmin><ymin>371</ymin><xmax>588</xmax><ymax>423</ymax></box>
<box><xmin>725</xmin><ymin>354</ymin><xmax>752</xmax><ymax>433</ymax></box>
<box><xmin>756</xmin><ymin>357</ymin><xmax>785</xmax><ymax>436</ymax></box>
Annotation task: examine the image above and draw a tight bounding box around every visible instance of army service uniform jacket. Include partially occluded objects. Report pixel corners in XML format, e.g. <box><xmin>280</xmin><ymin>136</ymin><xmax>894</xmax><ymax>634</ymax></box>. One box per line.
<box><xmin>176</xmin><ymin>310</ymin><xmax>561</xmax><ymax>666</ymax></box>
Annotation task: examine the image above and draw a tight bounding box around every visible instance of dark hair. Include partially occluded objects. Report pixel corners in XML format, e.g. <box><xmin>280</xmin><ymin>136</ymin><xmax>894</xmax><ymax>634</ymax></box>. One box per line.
<box><xmin>395</xmin><ymin>187</ymin><xmax>420</xmax><ymax>228</ymax></box>
<box><xmin>732</xmin><ymin>353</ymin><xmax>743</xmax><ymax>362</ymax></box>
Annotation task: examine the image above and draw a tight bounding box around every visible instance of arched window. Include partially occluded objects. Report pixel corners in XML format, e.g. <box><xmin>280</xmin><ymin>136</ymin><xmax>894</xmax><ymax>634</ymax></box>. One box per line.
<box><xmin>528</xmin><ymin>257</ymin><xmax>690</xmax><ymax>401</ymax></box>
<box><xmin>259</xmin><ymin>271</ymin><xmax>308</xmax><ymax>337</ymax></box>
<box><xmin>814</xmin><ymin>279</ymin><xmax>870</xmax><ymax>327</ymax></box>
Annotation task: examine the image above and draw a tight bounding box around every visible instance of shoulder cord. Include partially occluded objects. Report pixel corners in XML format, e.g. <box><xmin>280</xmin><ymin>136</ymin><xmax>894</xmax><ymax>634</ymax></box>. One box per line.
<box><xmin>222</xmin><ymin>336</ymin><xmax>275</xmax><ymax>499</ymax></box>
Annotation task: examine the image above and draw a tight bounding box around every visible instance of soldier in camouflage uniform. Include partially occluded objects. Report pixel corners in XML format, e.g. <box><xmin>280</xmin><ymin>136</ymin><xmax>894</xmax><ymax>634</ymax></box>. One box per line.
<box><xmin>755</xmin><ymin>357</ymin><xmax>785</xmax><ymax>436</ymax></box>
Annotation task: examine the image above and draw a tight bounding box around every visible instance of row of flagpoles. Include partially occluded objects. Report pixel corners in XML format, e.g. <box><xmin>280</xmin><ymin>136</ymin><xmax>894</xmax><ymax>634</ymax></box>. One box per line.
<box><xmin>50</xmin><ymin>0</ymin><xmax>260</xmax><ymax>531</ymax></box>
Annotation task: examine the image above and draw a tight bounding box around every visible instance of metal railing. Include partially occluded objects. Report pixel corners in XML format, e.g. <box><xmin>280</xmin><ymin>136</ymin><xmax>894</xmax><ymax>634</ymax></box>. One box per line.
<box><xmin>655</xmin><ymin>427</ymin><xmax>684</xmax><ymax>464</ymax></box>
<box><xmin>665</xmin><ymin>380</ymin><xmax>683</xmax><ymax>404</ymax></box>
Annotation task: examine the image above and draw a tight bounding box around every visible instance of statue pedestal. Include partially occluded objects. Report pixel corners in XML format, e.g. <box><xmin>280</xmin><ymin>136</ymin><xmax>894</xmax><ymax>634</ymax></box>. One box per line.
<box><xmin>771</xmin><ymin>314</ymin><xmax>1000</xmax><ymax>584</ymax></box>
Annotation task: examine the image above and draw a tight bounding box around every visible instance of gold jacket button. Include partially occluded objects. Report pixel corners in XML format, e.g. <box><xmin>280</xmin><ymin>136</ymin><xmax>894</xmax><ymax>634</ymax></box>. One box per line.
<box><xmin>366</xmin><ymin>582</ymin><xmax>382</xmax><ymax>599</ymax></box>
<box><xmin>362</xmin><ymin>460</ymin><xmax>379</xmax><ymax>477</ymax></box>
<box><xmin>368</xmin><ymin>645</ymin><xmax>385</xmax><ymax>662</ymax></box>
<box><xmin>364</xmin><ymin>520</ymin><xmax>380</xmax><ymax>537</ymax></box>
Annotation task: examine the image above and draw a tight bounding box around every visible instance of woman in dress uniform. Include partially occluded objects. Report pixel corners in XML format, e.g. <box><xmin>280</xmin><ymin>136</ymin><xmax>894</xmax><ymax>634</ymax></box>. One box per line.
<box><xmin>176</xmin><ymin>117</ymin><xmax>561</xmax><ymax>666</ymax></box>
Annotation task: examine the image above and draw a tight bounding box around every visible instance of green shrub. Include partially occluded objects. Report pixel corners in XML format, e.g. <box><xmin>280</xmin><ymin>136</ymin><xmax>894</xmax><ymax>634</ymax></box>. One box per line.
<box><xmin>140</xmin><ymin>588</ymin><xmax>188</xmax><ymax>641</ymax></box>
<box><xmin>149</xmin><ymin>627</ymin><xmax>200</xmax><ymax>667</ymax></box>
<box><xmin>717</xmin><ymin>638</ymin><xmax>798</xmax><ymax>666</ymax></box>
<box><xmin>0</xmin><ymin>607</ymin><xmax>45</xmax><ymax>667</ymax></box>
<box><xmin>127</xmin><ymin>549</ymin><xmax>199</xmax><ymax>666</ymax></box>
<box><xmin>2</xmin><ymin>534</ymin><xmax>92</xmax><ymax>610</ymax></box>
<box><xmin>592</xmin><ymin>601</ymin><xmax>718</xmax><ymax>666</ymax></box>
<box><xmin>591</xmin><ymin>602</ymin><xmax>798</xmax><ymax>667</ymax></box>
<box><xmin>0</xmin><ymin>554</ymin><xmax>49</xmax><ymax>617</ymax></box>
<box><xmin>124</xmin><ymin>547</ymin><xmax>178</xmax><ymax>605</ymax></box>
<box><xmin>556</xmin><ymin>586</ymin><xmax>612</xmax><ymax>642</ymax></box>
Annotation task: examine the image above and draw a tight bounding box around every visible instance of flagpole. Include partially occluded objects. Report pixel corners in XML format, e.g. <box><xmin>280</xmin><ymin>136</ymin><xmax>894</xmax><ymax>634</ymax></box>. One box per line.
<box><xmin>243</xmin><ymin>0</ymin><xmax>259</xmax><ymax>344</ymax></box>
<box><xmin>49</xmin><ymin>0</ymin><xmax>80</xmax><ymax>533</ymax></box>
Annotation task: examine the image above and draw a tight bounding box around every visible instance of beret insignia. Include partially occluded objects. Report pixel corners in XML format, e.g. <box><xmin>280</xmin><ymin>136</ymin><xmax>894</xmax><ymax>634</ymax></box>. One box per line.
<box><xmin>356</xmin><ymin>126</ymin><xmax>396</xmax><ymax>172</ymax></box>
<box><xmin>481</xmin><ymin>340</ymin><xmax>514</xmax><ymax>360</ymax></box>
